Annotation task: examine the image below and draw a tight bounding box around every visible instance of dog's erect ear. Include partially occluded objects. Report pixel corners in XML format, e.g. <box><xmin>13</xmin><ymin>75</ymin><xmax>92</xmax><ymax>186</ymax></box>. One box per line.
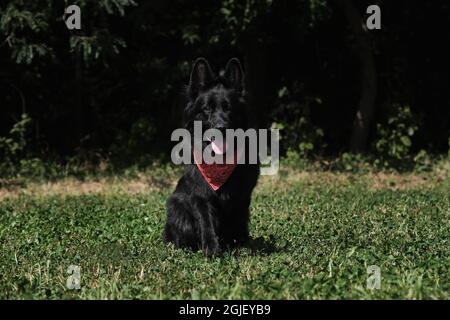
<box><xmin>189</xmin><ymin>58</ymin><xmax>214</xmax><ymax>96</ymax></box>
<box><xmin>224</xmin><ymin>58</ymin><xmax>244</xmax><ymax>90</ymax></box>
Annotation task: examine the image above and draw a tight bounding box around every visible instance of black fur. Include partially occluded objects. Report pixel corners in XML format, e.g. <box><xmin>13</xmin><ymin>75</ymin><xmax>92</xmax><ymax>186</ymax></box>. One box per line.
<box><xmin>163</xmin><ymin>58</ymin><xmax>259</xmax><ymax>256</ymax></box>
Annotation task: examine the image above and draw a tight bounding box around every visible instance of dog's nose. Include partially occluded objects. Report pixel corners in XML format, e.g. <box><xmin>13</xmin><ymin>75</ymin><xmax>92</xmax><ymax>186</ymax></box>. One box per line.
<box><xmin>211</xmin><ymin>113</ymin><xmax>230</xmax><ymax>131</ymax></box>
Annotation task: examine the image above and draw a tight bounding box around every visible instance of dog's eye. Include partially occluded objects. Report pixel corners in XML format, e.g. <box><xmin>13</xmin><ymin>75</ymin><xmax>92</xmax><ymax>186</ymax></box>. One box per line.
<box><xmin>222</xmin><ymin>102</ymin><xmax>230</xmax><ymax>110</ymax></box>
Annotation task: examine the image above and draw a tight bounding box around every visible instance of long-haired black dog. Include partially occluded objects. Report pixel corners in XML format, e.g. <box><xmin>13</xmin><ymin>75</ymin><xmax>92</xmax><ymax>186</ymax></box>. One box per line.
<box><xmin>163</xmin><ymin>58</ymin><xmax>259</xmax><ymax>256</ymax></box>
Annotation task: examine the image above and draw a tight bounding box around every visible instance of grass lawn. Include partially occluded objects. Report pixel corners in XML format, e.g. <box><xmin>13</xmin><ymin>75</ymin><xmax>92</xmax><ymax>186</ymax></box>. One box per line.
<box><xmin>0</xmin><ymin>166</ymin><xmax>449</xmax><ymax>299</ymax></box>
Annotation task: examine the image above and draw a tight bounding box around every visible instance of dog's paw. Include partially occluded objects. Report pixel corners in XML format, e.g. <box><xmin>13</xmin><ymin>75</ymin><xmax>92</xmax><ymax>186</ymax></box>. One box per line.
<box><xmin>203</xmin><ymin>243</ymin><xmax>222</xmax><ymax>257</ymax></box>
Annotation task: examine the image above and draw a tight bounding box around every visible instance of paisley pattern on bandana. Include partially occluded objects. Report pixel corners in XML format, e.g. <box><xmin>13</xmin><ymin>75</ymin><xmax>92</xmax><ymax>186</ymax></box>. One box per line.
<box><xmin>193</xmin><ymin>150</ymin><xmax>242</xmax><ymax>191</ymax></box>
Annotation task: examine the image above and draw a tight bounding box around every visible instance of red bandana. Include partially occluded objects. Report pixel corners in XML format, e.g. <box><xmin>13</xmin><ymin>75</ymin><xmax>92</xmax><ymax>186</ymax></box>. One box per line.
<box><xmin>193</xmin><ymin>150</ymin><xmax>241</xmax><ymax>191</ymax></box>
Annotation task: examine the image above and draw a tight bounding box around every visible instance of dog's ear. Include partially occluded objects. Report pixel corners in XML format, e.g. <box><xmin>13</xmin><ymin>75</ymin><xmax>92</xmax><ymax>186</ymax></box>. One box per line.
<box><xmin>189</xmin><ymin>58</ymin><xmax>214</xmax><ymax>97</ymax></box>
<box><xmin>224</xmin><ymin>58</ymin><xmax>244</xmax><ymax>90</ymax></box>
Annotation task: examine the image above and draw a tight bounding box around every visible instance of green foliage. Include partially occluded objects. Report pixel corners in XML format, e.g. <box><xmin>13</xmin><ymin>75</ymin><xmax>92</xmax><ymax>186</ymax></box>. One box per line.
<box><xmin>413</xmin><ymin>150</ymin><xmax>433</xmax><ymax>173</ymax></box>
<box><xmin>11</xmin><ymin>40</ymin><xmax>51</xmax><ymax>64</ymax></box>
<box><xmin>282</xmin><ymin>148</ymin><xmax>310</xmax><ymax>169</ymax></box>
<box><xmin>0</xmin><ymin>4</ymin><xmax>48</xmax><ymax>33</ymax></box>
<box><xmin>16</xmin><ymin>157</ymin><xmax>47</xmax><ymax>179</ymax></box>
<box><xmin>373</xmin><ymin>105</ymin><xmax>419</xmax><ymax>169</ymax></box>
<box><xmin>0</xmin><ymin>2</ymin><xmax>51</xmax><ymax>64</ymax></box>
<box><xmin>219</xmin><ymin>0</ymin><xmax>273</xmax><ymax>40</ymax></box>
<box><xmin>99</xmin><ymin>0</ymin><xmax>137</xmax><ymax>16</ymax></box>
<box><xmin>272</xmin><ymin>83</ymin><xmax>325</xmax><ymax>158</ymax></box>
<box><xmin>0</xmin><ymin>113</ymin><xmax>31</xmax><ymax>161</ymax></box>
<box><xmin>181</xmin><ymin>25</ymin><xmax>200</xmax><ymax>45</ymax></box>
<box><xmin>70</xmin><ymin>32</ymin><xmax>127</xmax><ymax>64</ymax></box>
<box><xmin>448</xmin><ymin>137</ymin><xmax>450</xmax><ymax>157</ymax></box>
<box><xmin>308</xmin><ymin>0</ymin><xmax>331</xmax><ymax>25</ymax></box>
<box><xmin>109</xmin><ymin>117</ymin><xmax>157</xmax><ymax>165</ymax></box>
<box><xmin>333</xmin><ymin>152</ymin><xmax>372</xmax><ymax>173</ymax></box>
<box><xmin>0</xmin><ymin>0</ymin><xmax>136</xmax><ymax>65</ymax></box>
<box><xmin>0</xmin><ymin>114</ymin><xmax>52</xmax><ymax>179</ymax></box>
<box><xmin>68</xmin><ymin>0</ymin><xmax>136</xmax><ymax>65</ymax></box>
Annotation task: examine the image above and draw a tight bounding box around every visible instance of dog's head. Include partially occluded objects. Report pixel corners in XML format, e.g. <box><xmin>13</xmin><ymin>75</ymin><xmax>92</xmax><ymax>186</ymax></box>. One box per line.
<box><xmin>184</xmin><ymin>58</ymin><xmax>247</xmax><ymax>155</ymax></box>
<box><xmin>184</xmin><ymin>58</ymin><xmax>247</xmax><ymax>129</ymax></box>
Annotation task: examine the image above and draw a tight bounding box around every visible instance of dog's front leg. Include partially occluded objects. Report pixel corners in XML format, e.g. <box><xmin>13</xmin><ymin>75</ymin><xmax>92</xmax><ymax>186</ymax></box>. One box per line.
<box><xmin>192</xmin><ymin>196</ymin><xmax>222</xmax><ymax>257</ymax></box>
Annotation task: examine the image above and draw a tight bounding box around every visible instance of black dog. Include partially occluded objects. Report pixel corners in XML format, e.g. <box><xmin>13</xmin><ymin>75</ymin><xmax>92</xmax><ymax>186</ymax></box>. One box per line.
<box><xmin>163</xmin><ymin>58</ymin><xmax>259</xmax><ymax>256</ymax></box>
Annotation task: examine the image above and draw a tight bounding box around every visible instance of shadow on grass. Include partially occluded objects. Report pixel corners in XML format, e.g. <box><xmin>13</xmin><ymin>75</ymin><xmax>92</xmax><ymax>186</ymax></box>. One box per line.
<box><xmin>237</xmin><ymin>235</ymin><xmax>279</xmax><ymax>256</ymax></box>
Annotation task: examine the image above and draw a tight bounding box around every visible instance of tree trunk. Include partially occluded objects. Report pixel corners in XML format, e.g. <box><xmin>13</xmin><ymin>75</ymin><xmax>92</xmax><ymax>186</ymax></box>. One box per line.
<box><xmin>338</xmin><ymin>0</ymin><xmax>377</xmax><ymax>152</ymax></box>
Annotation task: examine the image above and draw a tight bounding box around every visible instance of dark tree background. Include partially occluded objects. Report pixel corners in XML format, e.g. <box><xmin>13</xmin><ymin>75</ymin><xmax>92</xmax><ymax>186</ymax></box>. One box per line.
<box><xmin>1</xmin><ymin>0</ymin><xmax>449</xmax><ymax>169</ymax></box>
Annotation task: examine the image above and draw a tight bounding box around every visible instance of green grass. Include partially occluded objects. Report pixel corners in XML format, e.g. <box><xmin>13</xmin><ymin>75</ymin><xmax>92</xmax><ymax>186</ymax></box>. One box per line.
<box><xmin>0</xmin><ymin>169</ymin><xmax>449</xmax><ymax>299</ymax></box>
